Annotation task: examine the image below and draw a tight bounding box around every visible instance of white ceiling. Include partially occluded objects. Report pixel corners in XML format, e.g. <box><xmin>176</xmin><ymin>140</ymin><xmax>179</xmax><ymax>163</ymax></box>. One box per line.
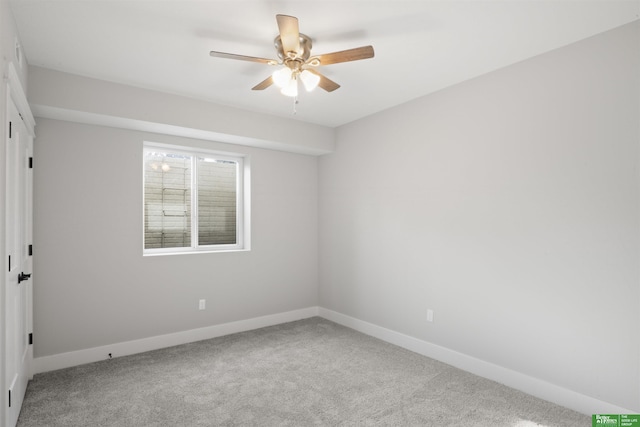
<box><xmin>9</xmin><ymin>0</ymin><xmax>640</xmax><ymax>128</ymax></box>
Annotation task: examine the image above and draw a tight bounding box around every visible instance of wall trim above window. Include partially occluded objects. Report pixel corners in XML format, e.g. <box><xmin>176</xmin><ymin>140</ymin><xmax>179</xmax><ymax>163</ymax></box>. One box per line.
<box><xmin>28</xmin><ymin>67</ymin><xmax>335</xmax><ymax>156</ymax></box>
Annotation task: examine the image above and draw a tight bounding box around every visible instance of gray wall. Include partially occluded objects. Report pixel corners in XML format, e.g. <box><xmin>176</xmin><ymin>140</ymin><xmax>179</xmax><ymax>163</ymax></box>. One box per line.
<box><xmin>33</xmin><ymin>119</ymin><xmax>318</xmax><ymax>357</ymax></box>
<box><xmin>319</xmin><ymin>21</ymin><xmax>640</xmax><ymax>411</ymax></box>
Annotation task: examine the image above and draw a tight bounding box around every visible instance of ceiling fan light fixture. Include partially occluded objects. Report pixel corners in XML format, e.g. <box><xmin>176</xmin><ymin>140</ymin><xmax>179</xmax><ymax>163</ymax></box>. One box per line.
<box><xmin>272</xmin><ymin>66</ymin><xmax>293</xmax><ymax>88</ymax></box>
<box><xmin>210</xmin><ymin>14</ymin><xmax>375</xmax><ymax>100</ymax></box>
<box><xmin>281</xmin><ymin>77</ymin><xmax>298</xmax><ymax>97</ymax></box>
<box><xmin>300</xmin><ymin>69</ymin><xmax>320</xmax><ymax>92</ymax></box>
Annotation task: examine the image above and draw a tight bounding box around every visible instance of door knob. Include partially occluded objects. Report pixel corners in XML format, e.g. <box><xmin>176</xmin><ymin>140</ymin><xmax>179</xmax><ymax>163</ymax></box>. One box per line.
<box><xmin>18</xmin><ymin>272</ymin><xmax>31</xmax><ymax>284</ymax></box>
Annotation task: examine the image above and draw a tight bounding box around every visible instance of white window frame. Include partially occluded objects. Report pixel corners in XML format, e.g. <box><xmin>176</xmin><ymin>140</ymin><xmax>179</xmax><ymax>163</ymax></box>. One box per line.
<box><xmin>143</xmin><ymin>142</ymin><xmax>250</xmax><ymax>255</ymax></box>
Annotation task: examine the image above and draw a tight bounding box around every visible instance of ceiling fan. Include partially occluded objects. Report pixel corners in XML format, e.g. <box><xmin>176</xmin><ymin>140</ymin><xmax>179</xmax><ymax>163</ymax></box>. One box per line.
<box><xmin>209</xmin><ymin>14</ymin><xmax>375</xmax><ymax>98</ymax></box>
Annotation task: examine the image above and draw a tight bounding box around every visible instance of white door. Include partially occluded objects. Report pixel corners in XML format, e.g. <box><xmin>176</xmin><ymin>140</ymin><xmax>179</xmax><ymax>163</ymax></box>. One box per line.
<box><xmin>5</xmin><ymin>97</ymin><xmax>32</xmax><ymax>427</ymax></box>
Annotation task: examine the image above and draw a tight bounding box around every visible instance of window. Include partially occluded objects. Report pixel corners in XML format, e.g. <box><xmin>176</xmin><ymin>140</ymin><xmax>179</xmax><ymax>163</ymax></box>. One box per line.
<box><xmin>143</xmin><ymin>142</ymin><xmax>248</xmax><ymax>254</ymax></box>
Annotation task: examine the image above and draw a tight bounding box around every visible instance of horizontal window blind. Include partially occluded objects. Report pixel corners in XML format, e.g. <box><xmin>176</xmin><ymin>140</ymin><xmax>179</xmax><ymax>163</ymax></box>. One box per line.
<box><xmin>197</xmin><ymin>157</ymin><xmax>237</xmax><ymax>246</ymax></box>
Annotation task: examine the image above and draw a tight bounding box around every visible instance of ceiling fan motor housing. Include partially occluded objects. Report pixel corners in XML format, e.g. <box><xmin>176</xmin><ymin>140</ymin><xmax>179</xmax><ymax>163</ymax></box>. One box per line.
<box><xmin>275</xmin><ymin>33</ymin><xmax>312</xmax><ymax>62</ymax></box>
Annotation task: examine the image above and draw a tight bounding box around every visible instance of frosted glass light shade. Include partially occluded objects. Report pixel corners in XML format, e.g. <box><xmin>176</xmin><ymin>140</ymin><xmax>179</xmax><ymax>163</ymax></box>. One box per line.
<box><xmin>300</xmin><ymin>70</ymin><xmax>320</xmax><ymax>92</ymax></box>
<box><xmin>272</xmin><ymin>67</ymin><xmax>293</xmax><ymax>88</ymax></box>
<box><xmin>280</xmin><ymin>77</ymin><xmax>298</xmax><ymax>97</ymax></box>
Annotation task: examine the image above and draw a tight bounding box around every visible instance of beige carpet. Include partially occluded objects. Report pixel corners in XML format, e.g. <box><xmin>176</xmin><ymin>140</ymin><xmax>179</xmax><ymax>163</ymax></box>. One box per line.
<box><xmin>17</xmin><ymin>317</ymin><xmax>588</xmax><ymax>426</ymax></box>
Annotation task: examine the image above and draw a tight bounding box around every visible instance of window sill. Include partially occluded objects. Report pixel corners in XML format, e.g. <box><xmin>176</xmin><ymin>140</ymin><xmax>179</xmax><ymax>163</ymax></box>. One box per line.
<box><xmin>143</xmin><ymin>248</ymin><xmax>250</xmax><ymax>257</ymax></box>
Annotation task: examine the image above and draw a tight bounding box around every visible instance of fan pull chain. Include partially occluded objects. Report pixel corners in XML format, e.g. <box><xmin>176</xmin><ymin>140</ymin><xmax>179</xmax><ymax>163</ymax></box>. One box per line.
<box><xmin>292</xmin><ymin>96</ymin><xmax>299</xmax><ymax>115</ymax></box>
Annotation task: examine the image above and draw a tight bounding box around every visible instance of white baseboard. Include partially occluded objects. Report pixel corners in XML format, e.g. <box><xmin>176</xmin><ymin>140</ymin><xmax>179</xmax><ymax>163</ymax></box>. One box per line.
<box><xmin>34</xmin><ymin>306</ymin><xmax>319</xmax><ymax>374</ymax></box>
<box><xmin>318</xmin><ymin>307</ymin><xmax>635</xmax><ymax>416</ymax></box>
<box><xmin>33</xmin><ymin>305</ymin><xmax>634</xmax><ymax>415</ymax></box>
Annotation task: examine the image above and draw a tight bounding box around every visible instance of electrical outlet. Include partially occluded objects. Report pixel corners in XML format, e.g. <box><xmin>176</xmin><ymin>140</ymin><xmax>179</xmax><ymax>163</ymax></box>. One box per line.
<box><xmin>199</xmin><ymin>299</ymin><xmax>206</xmax><ymax>310</ymax></box>
<box><xmin>427</xmin><ymin>309</ymin><xmax>434</xmax><ymax>322</ymax></box>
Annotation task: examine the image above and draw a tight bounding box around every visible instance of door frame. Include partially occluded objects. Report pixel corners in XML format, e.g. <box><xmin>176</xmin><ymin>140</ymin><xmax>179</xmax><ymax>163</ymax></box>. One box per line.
<box><xmin>2</xmin><ymin>61</ymin><xmax>36</xmax><ymax>426</ymax></box>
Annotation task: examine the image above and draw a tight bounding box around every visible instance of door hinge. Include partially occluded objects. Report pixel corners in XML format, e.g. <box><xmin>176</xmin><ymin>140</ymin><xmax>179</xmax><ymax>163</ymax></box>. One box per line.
<box><xmin>29</xmin><ymin>157</ymin><xmax>33</xmax><ymax>169</ymax></box>
<box><xmin>29</xmin><ymin>333</ymin><xmax>33</xmax><ymax>345</ymax></box>
<box><xmin>8</xmin><ymin>389</ymin><xmax>10</xmax><ymax>408</ymax></box>
<box><xmin>8</xmin><ymin>255</ymin><xmax>10</xmax><ymax>272</ymax></box>
<box><xmin>29</xmin><ymin>244</ymin><xmax>33</xmax><ymax>256</ymax></box>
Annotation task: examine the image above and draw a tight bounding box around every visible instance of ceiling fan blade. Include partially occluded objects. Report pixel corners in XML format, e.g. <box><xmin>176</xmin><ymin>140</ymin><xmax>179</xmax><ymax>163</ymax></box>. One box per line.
<box><xmin>210</xmin><ymin>51</ymin><xmax>276</xmax><ymax>65</ymax></box>
<box><xmin>315</xmin><ymin>45</ymin><xmax>374</xmax><ymax>66</ymax></box>
<box><xmin>252</xmin><ymin>76</ymin><xmax>274</xmax><ymax>90</ymax></box>
<box><xmin>308</xmin><ymin>70</ymin><xmax>340</xmax><ymax>92</ymax></box>
<box><xmin>276</xmin><ymin>14</ymin><xmax>300</xmax><ymax>57</ymax></box>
